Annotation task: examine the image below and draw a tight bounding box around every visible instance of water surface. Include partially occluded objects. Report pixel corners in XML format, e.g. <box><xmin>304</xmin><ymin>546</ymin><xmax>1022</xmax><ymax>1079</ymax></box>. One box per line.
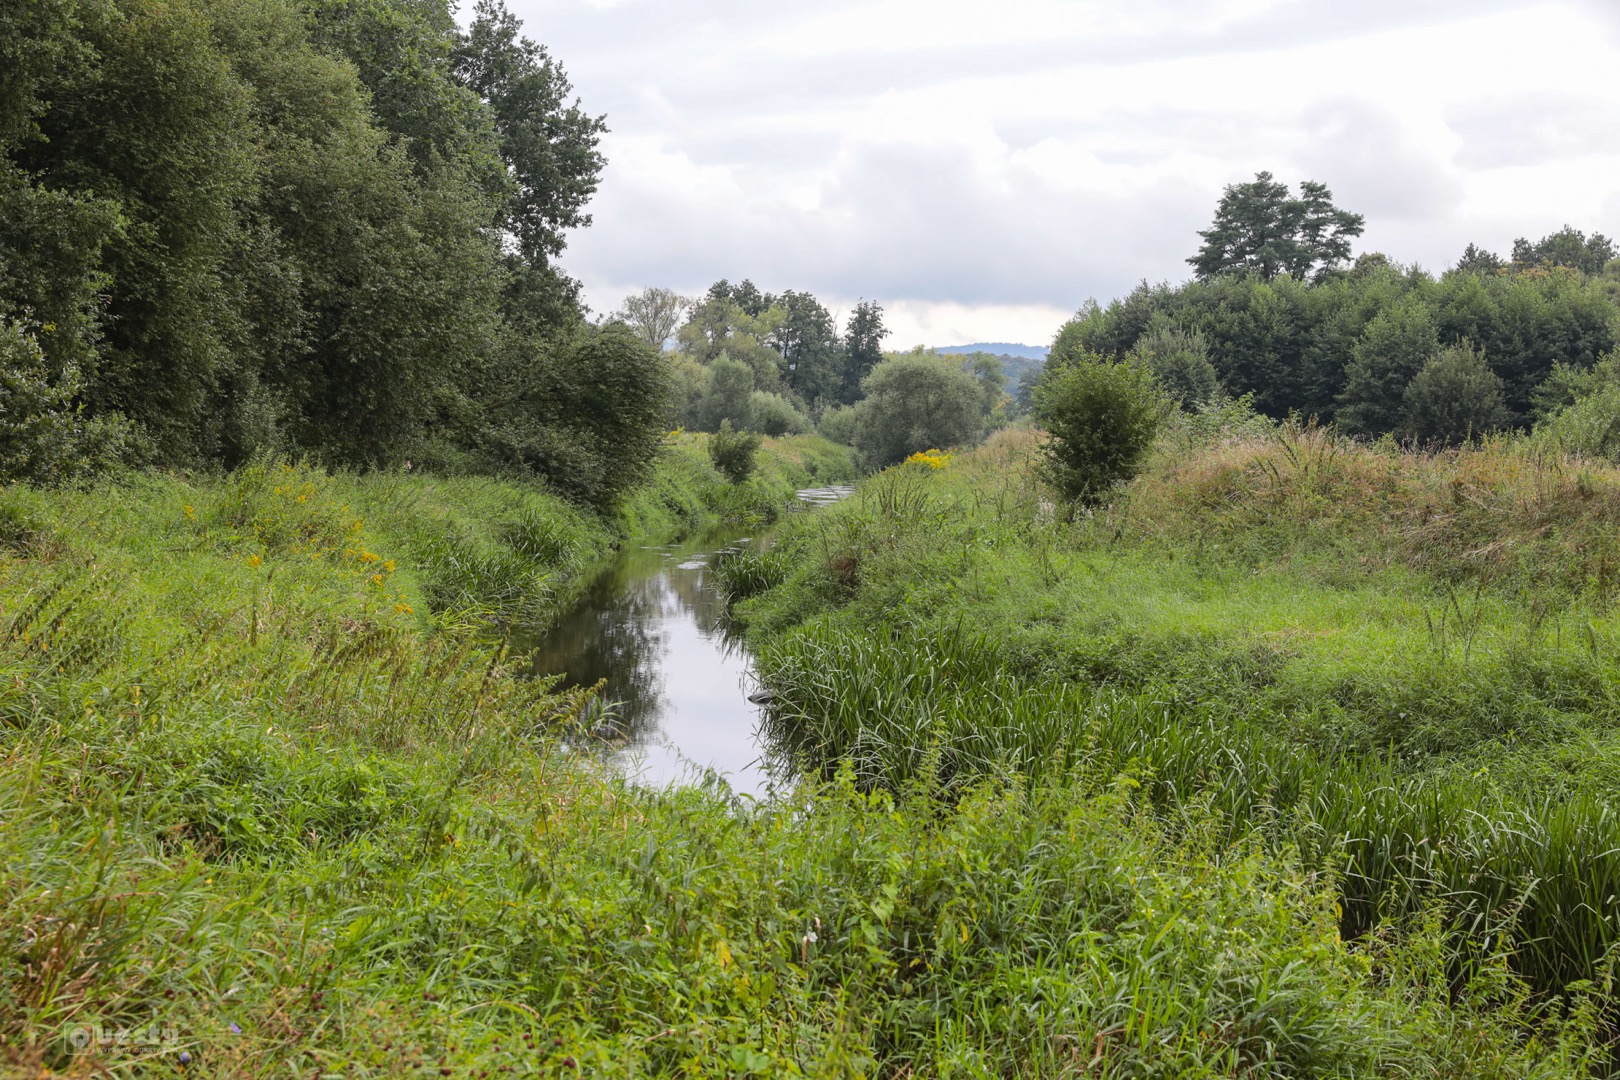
<box><xmin>522</xmin><ymin>529</ymin><xmax>772</xmax><ymax>796</ymax></box>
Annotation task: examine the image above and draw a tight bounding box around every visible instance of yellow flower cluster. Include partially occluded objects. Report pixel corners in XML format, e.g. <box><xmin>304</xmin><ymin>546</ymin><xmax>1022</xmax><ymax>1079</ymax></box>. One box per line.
<box><xmin>905</xmin><ymin>448</ymin><xmax>952</xmax><ymax>470</ymax></box>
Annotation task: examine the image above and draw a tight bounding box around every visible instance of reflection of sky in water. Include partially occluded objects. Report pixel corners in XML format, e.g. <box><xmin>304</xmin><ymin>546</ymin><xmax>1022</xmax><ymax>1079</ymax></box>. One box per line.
<box><xmin>521</xmin><ymin>533</ymin><xmax>773</xmax><ymax>797</ymax></box>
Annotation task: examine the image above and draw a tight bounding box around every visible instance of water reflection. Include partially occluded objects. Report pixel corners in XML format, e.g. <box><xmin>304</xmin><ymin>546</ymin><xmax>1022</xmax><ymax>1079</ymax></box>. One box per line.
<box><xmin>518</xmin><ymin>530</ymin><xmax>770</xmax><ymax>796</ymax></box>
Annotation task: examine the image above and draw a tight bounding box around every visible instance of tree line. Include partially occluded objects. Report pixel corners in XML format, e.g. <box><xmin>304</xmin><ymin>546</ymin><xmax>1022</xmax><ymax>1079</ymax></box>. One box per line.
<box><xmin>1053</xmin><ymin>175</ymin><xmax>1619</xmax><ymax>446</ymax></box>
<box><xmin>1</xmin><ymin>0</ymin><xmax>670</xmax><ymax>506</ymax></box>
<box><xmin>610</xmin><ymin>280</ymin><xmax>1015</xmax><ymax>469</ymax></box>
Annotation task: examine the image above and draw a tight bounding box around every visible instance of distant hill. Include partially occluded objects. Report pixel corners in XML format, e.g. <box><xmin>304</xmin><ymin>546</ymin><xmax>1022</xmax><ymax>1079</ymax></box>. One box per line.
<box><xmin>934</xmin><ymin>342</ymin><xmax>1049</xmax><ymax>360</ymax></box>
<box><xmin>929</xmin><ymin>343</ymin><xmax>1047</xmax><ymax>397</ymax></box>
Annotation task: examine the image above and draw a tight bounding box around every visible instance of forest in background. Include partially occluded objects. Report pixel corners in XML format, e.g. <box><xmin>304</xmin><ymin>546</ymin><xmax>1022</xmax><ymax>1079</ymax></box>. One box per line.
<box><xmin>1</xmin><ymin>0</ymin><xmax>673</xmax><ymax>508</ymax></box>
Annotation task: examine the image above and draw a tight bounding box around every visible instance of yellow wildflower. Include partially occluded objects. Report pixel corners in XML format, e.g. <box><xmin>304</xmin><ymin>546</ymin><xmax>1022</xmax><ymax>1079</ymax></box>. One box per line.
<box><xmin>904</xmin><ymin>449</ymin><xmax>951</xmax><ymax>470</ymax></box>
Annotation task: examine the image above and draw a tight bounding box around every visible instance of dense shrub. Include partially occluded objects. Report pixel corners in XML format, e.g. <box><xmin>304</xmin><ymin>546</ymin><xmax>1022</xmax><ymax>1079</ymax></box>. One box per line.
<box><xmin>0</xmin><ymin>315</ymin><xmax>131</xmax><ymax>484</ymax></box>
<box><xmin>708</xmin><ymin>420</ymin><xmax>761</xmax><ymax>483</ymax></box>
<box><xmin>749</xmin><ymin>390</ymin><xmax>808</xmax><ymax>436</ymax></box>
<box><xmin>1033</xmin><ymin>350</ymin><xmax>1167</xmax><ymax>505</ymax></box>
<box><xmin>1401</xmin><ymin>341</ymin><xmax>1510</xmax><ymax>444</ymax></box>
<box><xmin>1126</xmin><ymin>314</ymin><xmax>1220</xmax><ymax>407</ymax></box>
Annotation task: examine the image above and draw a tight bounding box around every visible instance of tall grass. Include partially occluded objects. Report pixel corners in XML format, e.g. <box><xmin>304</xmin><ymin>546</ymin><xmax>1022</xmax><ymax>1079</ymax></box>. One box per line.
<box><xmin>735</xmin><ymin>424</ymin><xmax>1620</xmax><ymax>1014</ymax></box>
<box><xmin>755</xmin><ymin>623</ymin><xmax>1620</xmax><ymax>998</ymax></box>
<box><xmin>2</xmin><ymin>429</ymin><xmax>1614</xmax><ymax>1075</ymax></box>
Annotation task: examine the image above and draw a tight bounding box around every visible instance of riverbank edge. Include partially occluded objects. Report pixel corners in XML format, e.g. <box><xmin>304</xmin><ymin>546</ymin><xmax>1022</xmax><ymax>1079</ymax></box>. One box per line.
<box><xmin>1</xmin><ymin>429</ymin><xmax>1606</xmax><ymax>1077</ymax></box>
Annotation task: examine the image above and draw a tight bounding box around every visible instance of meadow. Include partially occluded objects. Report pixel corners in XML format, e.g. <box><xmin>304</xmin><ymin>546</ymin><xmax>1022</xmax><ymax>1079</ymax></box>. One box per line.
<box><xmin>728</xmin><ymin>423</ymin><xmax>1620</xmax><ymax>1043</ymax></box>
<box><xmin>4</xmin><ymin>425</ymin><xmax>1618</xmax><ymax>1077</ymax></box>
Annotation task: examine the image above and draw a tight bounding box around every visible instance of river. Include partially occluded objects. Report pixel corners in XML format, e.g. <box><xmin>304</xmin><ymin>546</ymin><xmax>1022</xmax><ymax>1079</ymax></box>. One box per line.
<box><xmin>520</xmin><ymin>486</ymin><xmax>851</xmax><ymax>796</ymax></box>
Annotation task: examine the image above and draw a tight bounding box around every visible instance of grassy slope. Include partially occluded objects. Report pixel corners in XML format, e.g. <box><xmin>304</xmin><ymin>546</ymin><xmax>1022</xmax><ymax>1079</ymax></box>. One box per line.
<box><xmin>732</xmin><ymin>425</ymin><xmax>1620</xmax><ymax>1029</ymax></box>
<box><xmin>0</xmin><ymin>429</ymin><xmax>1606</xmax><ymax>1077</ymax></box>
<box><xmin>742</xmin><ymin>426</ymin><xmax>1620</xmax><ymax>794</ymax></box>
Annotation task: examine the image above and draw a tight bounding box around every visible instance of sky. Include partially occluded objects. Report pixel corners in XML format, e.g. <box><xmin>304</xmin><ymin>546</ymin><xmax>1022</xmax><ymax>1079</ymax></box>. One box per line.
<box><xmin>503</xmin><ymin>0</ymin><xmax>1620</xmax><ymax>349</ymax></box>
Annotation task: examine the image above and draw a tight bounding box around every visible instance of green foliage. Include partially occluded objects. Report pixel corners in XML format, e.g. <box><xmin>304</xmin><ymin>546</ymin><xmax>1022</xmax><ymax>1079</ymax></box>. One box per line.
<box><xmin>692</xmin><ymin>355</ymin><xmax>756</xmax><ymax>433</ymax></box>
<box><xmin>0</xmin><ymin>315</ymin><xmax>130</xmax><ymax>484</ymax></box>
<box><xmin>850</xmin><ymin>351</ymin><xmax>987</xmax><ymax>468</ymax></box>
<box><xmin>1336</xmin><ymin>293</ymin><xmax>1440</xmax><ymax>435</ymax></box>
<box><xmin>1052</xmin><ymin>255</ymin><xmax>1618</xmax><ymax>433</ymax></box>
<box><xmin>816</xmin><ymin>403</ymin><xmax>860</xmax><ymax>446</ymax></box>
<box><xmin>837</xmin><ymin>299</ymin><xmax>888</xmax><ymax>405</ymax></box>
<box><xmin>1512</xmin><ymin>225</ymin><xmax>1616</xmax><ymax>276</ymax></box>
<box><xmin>1401</xmin><ymin>341</ymin><xmax>1510</xmax><ymax>444</ymax></box>
<box><xmin>1188</xmin><ymin>171</ymin><xmax>1365</xmax><ymax>282</ymax></box>
<box><xmin>1531</xmin><ymin>354</ymin><xmax>1620</xmax><ymax>460</ymax></box>
<box><xmin>453</xmin><ymin>0</ymin><xmax>606</xmax><ymax>267</ymax></box>
<box><xmin>748</xmin><ymin>390</ymin><xmax>808</xmax><ymax>436</ymax></box>
<box><xmin>0</xmin><ymin>0</ymin><xmax>630</xmax><ymax>501</ymax></box>
<box><xmin>472</xmin><ymin>325</ymin><xmax>672</xmax><ymax>508</ymax></box>
<box><xmin>1125</xmin><ymin>314</ymin><xmax>1220</xmax><ymax>407</ymax></box>
<box><xmin>771</xmin><ymin>290</ymin><xmax>841</xmax><ymax>404</ymax></box>
<box><xmin>707</xmin><ymin>421</ymin><xmax>761</xmax><ymax>483</ymax></box>
<box><xmin>1033</xmin><ymin>351</ymin><xmax>1166</xmax><ymax>505</ymax></box>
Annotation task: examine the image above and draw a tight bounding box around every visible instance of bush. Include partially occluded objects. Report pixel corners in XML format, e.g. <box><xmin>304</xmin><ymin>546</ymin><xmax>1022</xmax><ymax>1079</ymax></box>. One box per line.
<box><xmin>749</xmin><ymin>391</ymin><xmax>808</xmax><ymax>437</ymax></box>
<box><xmin>1401</xmin><ymin>341</ymin><xmax>1510</xmax><ymax>445</ymax></box>
<box><xmin>817</xmin><ymin>403</ymin><xmax>859</xmax><ymax>445</ymax></box>
<box><xmin>851</xmin><ymin>353</ymin><xmax>986</xmax><ymax>467</ymax></box>
<box><xmin>0</xmin><ymin>315</ymin><xmax>131</xmax><ymax>484</ymax></box>
<box><xmin>473</xmin><ymin>325</ymin><xmax>673</xmax><ymax>509</ymax></box>
<box><xmin>708</xmin><ymin>420</ymin><xmax>761</xmax><ymax>483</ymax></box>
<box><xmin>1033</xmin><ymin>350</ymin><xmax>1166</xmax><ymax>505</ymax></box>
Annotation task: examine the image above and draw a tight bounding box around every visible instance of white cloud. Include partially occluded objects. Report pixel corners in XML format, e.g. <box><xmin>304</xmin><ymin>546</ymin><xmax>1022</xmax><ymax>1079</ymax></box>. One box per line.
<box><xmin>513</xmin><ymin>0</ymin><xmax>1620</xmax><ymax>345</ymax></box>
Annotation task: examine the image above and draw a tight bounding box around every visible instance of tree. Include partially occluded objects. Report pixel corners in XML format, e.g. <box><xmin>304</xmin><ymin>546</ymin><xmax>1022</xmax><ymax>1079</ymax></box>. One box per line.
<box><xmin>1511</xmin><ymin>226</ymin><xmax>1617</xmax><ymax>276</ymax></box>
<box><xmin>1335</xmin><ymin>295</ymin><xmax>1439</xmax><ymax>436</ymax></box>
<box><xmin>1033</xmin><ymin>352</ymin><xmax>1167</xmax><ymax>506</ymax></box>
<box><xmin>705</xmin><ymin>278</ymin><xmax>773</xmax><ymax>318</ymax></box>
<box><xmin>453</xmin><ymin>0</ymin><xmax>605</xmax><ymax>267</ymax></box>
<box><xmin>1455</xmin><ymin>243</ymin><xmax>1505</xmax><ymax>276</ymax></box>
<box><xmin>1188</xmin><ymin>171</ymin><xmax>1364</xmax><ymax>282</ymax></box>
<box><xmin>694</xmin><ymin>356</ymin><xmax>756</xmax><ymax>433</ymax></box>
<box><xmin>614</xmin><ymin>287</ymin><xmax>691</xmax><ymax>351</ymax></box>
<box><xmin>839</xmin><ymin>300</ymin><xmax>889</xmax><ymax>404</ymax></box>
<box><xmin>1401</xmin><ymin>342</ymin><xmax>1509</xmax><ymax>445</ymax></box>
<box><xmin>770</xmin><ymin>290</ymin><xmax>840</xmax><ymax>403</ymax></box>
<box><xmin>1125</xmin><ymin>315</ymin><xmax>1220</xmax><ymax>408</ymax></box>
<box><xmin>849</xmin><ymin>353</ymin><xmax>985</xmax><ymax>468</ymax></box>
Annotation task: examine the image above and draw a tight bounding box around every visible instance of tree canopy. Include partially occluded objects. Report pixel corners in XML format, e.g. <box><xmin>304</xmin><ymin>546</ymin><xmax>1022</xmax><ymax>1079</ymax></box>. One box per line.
<box><xmin>1188</xmin><ymin>172</ymin><xmax>1365</xmax><ymax>282</ymax></box>
<box><xmin>0</xmin><ymin>0</ymin><xmax>666</xmax><ymax>506</ymax></box>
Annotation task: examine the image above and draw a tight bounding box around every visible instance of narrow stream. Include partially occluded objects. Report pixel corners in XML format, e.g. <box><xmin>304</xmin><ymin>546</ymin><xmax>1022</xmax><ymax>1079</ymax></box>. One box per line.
<box><xmin>520</xmin><ymin>486</ymin><xmax>852</xmax><ymax>797</ymax></box>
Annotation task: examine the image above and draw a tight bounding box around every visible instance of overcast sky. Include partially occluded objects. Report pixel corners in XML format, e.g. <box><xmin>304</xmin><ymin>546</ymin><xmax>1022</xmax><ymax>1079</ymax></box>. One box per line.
<box><xmin>503</xmin><ymin>0</ymin><xmax>1620</xmax><ymax>349</ymax></box>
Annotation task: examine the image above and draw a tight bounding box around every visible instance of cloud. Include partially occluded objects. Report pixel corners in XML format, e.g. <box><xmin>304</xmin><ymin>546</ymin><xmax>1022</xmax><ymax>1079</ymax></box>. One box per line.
<box><xmin>1448</xmin><ymin>95</ymin><xmax>1620</xmax><ymax>170</ymax></box>
<box><xmin>1295</xmin><ymin>100</ymin><xmax>1463</xmax><ymax>220</ymax></box>
<box><xmin>519</xmin><ymin>0</ymin><xmax>1620</xmax><ymax>342</ymax></box>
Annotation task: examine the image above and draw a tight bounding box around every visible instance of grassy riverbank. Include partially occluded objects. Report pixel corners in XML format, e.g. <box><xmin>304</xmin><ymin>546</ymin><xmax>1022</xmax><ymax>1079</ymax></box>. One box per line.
<box><xmin>730</xmin><ymin>425</ymin><xmax>1620</xmax><ymax>1030</ymax></box>
<box><xmin>2</xmin><ymin>426</ymin><xmax>1613</xmax><ymax>1077</ymax></box>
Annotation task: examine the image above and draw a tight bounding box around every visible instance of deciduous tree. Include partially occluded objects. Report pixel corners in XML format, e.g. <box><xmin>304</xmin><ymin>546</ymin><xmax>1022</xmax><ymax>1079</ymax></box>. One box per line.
<box><xmin>1188</xmin><ymin>172</ymin><xmax>1364</xmax><ymax>282</ymax></box>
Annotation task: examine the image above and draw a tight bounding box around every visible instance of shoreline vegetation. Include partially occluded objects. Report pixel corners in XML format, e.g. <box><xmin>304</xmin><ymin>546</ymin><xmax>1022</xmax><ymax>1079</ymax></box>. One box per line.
<box><xmin>11</xmin><ymin>0</ymin><xmax>1620</xmax><ymax>1073</ymax></box>
<box><xmin>4</xmin><ymin>420</ymin><xmax>1620</xmax><ymax>1076</ymax></box>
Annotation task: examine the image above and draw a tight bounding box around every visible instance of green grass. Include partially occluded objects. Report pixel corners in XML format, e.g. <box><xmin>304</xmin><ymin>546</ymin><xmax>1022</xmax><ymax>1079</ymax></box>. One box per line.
<box><xmin>0</xmin><ymin>428</ymin><xmax>1613</xmax><ymax>1076</ymax></box>
<box><xmin>734</xmin><ymin>426</ymin><xmax>1620</xmax><ymax>1017</ymax></box>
